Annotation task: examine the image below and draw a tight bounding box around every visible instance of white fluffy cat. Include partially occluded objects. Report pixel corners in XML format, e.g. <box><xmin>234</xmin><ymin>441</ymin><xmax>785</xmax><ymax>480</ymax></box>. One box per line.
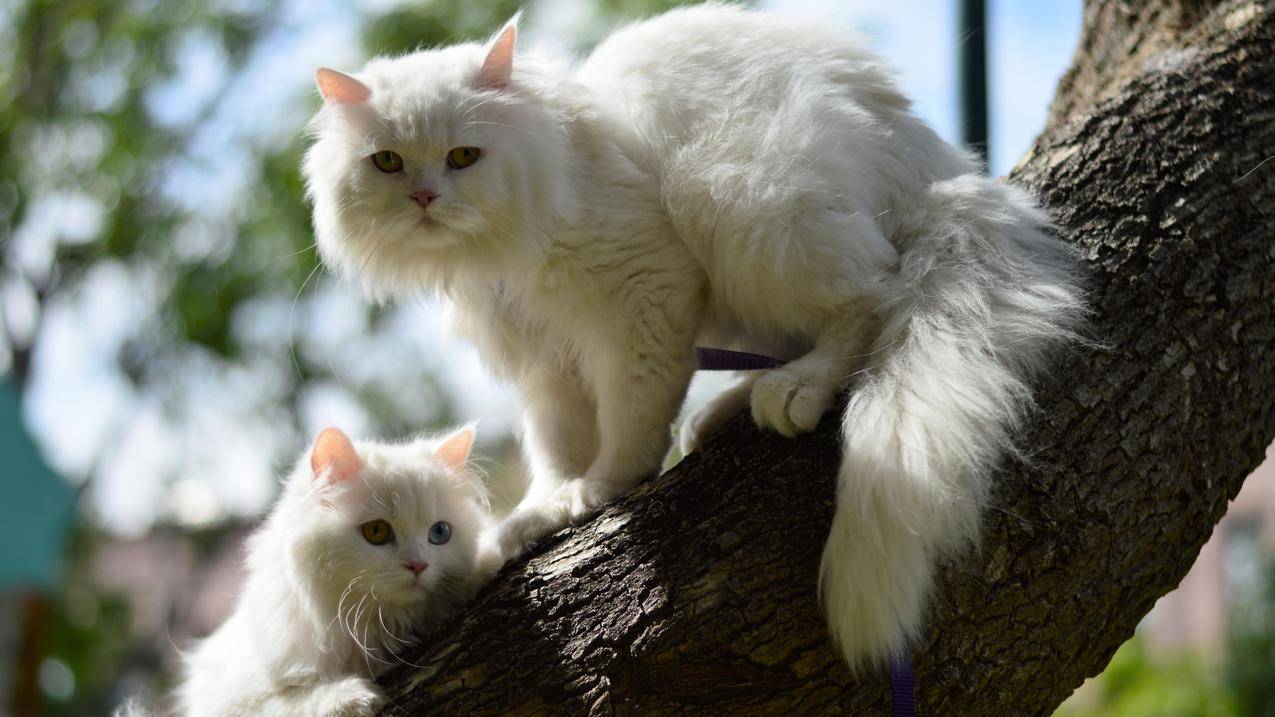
<box><xmin>120</xmin><ymin>425</ymin><xmax>495</xmax><ymax>716</ymax></box>
<box><xmin>304</xmin><ymin>5</ymin><xmax>1084</xmax><ymax>669</ymax></box>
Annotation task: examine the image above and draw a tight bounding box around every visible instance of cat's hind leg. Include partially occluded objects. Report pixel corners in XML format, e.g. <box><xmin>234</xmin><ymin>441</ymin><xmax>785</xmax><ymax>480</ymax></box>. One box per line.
<box><xmin>665</xmin><ymin>138</ymin><xmax>889</xmax><ymax>438</ymax></box>
<box><xmin>750</xmin><ymin>302</ymin><xmax>877</xmax><ymax>436</ymax></box>
<box><xmin>678</xmin><ymin>373</ymin><xmax>758</xmax><ymax>455</ymax></box>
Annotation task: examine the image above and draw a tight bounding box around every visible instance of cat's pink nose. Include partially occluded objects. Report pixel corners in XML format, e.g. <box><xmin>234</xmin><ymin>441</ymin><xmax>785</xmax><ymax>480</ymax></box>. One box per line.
<box><xmin>408</xmin><ymin>189</ymin><xmax>438</xmax><ymax>210</ymax></box>
<box><xmin>403</xmin><ymin>560</ymin><xmax>428</xmax><ymax>576</ymax></box>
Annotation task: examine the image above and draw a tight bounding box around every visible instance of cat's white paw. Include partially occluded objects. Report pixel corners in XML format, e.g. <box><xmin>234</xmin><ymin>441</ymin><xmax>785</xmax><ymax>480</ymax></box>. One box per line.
<box><xmin>678</xmin><ymin>408</ymin><xmax>717</xmax><ymax>456</ymax></box>
<box><xmin>315</xmin><ymin>677</ymin><xmax>384</xmax><ymax>717</ymax></box>
<box><xmin>750</xmin><ymin>368</ymin><xmax>837</xmax><ymax>437</ymax></box>
<box><xmin>496</xmin><ymin>480</ymin><xmax>617</xmax><ymax>559</ymax></box>
<box><xmin>678</xmin><ymin>379</ymin><xmax>754</xmax><ymax>455</ymax></box>
<box><xmin>497</xmin><ymin>507</ymin><xmax>565</xmax><ymax>559</ymax></box>
<box><xmin>474</xmin><ymin>535</ymin><xmax>507</xmax><ymax>582</ymax></box>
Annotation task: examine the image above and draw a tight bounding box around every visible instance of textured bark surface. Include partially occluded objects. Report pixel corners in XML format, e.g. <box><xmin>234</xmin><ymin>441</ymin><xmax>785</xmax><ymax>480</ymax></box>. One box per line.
<box><xmin>378</xmin><ymin>2</ymin><xmax>1275</xmax><ymax>714</ymax></box>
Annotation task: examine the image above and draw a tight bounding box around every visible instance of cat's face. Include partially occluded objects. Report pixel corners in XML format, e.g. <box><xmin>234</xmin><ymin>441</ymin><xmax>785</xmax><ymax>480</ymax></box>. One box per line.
<box><xmin>283</xmin><ymin>426</ymin><xmax>489</xmax><ymax>624</ymax></box>
<box><xmin>304</xmin><ymin>23</ymin><xmax>572</xmax><ymax>299</ymax></box>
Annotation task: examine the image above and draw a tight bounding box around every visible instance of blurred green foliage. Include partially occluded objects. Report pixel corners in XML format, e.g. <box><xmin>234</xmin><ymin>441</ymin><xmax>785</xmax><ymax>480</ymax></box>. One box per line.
<box><xmin>0</xmin><ymin>0</ymin><xmax>723</xmax><ymax>481</ymax></box>
<box><xmin>1</xmin><ymin>0</ymin><xmax>557</xmax><ymax>446</ymax></box>
<box><xmin>0</xmin><ymin>0</ymin><xmax>724</xmax><ymax>714</ymax></box>
<box><xmin>1056</xmin><ymin>638</ymin><xmax>1239</xmax><ymax>717</ymax></box>
<box><xmin>0</xmin><ymin>0</ymin><xmax>1268</xmax><ymax>715</ymax></box>
<box><xmin>1227</xmin><ymin>558</ymin><xmax>1275</xmax><ymax>717</ymax></box>
<box><xmin>366</xmin><ymin>2</ymin><xmax>524</xmax><ymax>55</ymax></box>
<box><xmin>1056</xmin><ymin>556</ymin><xmax>1275</xmax><ymax>717</ymax></box>
<box><xmin>4</xmin><ymin>0</ymin><xmax>264</xmax><ymax>339</ymax></box>
<box><xmin>46</xmin><ymin>528</ymin><xmax>137</xmax><ymax>717</ymax></box>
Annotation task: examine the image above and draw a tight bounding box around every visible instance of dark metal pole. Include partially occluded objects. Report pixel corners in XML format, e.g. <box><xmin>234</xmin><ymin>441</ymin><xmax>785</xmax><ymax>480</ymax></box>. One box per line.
<box><xmin>959</xmin><ymin>0</ymin><xmax>989</xmax><ymax>166</ymax></box>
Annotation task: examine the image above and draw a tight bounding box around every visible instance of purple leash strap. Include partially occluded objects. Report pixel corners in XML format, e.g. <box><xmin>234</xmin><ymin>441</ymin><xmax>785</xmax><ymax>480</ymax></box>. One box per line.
<box><xmin>695</xmin><ymin>347</ymin><xmax>919</xmax><ymax>716</ymax></box>
<box><xmin>695</xmin><ymin>347</ymin><xmax>785</xmax><ymax>371</ymax></box>
<box><xmin>889</xmin><ymin>651</ymin><xmax>917</xmax><ymax>717</ymax></box>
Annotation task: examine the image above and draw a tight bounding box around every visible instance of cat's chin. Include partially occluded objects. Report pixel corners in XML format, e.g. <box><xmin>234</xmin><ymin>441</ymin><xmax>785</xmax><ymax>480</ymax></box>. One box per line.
<box><xmin>408</xmin><ymin>218</ymin><xmax>465</xmax><ymax>249</ymax></box>
<box><xmin>379</xmin><ymin>582</ymin><xmax>432</xmax><ymax>610</ymax></box>
<box><xmin>417</xmin><ymin>229</ymin><xmax>460</xmax><ymax>249</ymax></box>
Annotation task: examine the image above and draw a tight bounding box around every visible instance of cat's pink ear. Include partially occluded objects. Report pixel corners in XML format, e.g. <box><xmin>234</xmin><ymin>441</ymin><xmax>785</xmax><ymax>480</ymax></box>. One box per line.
<box><xmin>311</xmin><ymin>427</ymin><xmax>361</xmax><ymax>483</ymax></box>
<box><xmin>433</xmin><ymin>423</ymin><xmax>478</xmax><ymax>472</ymax></box>
<box><xmin>316</xmin><ymin>68</ymin><xmax>371</xmax><ymax>105</ymax></box>
<box><xmin>478</xmin><ymin>22</ymin><xmax>517</xmax><ymax>90</ymax></box>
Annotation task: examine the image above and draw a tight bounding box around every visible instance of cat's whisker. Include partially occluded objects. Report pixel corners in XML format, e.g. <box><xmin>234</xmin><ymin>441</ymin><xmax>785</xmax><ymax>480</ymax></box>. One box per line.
<box><xmin>346</xmin><ymin>594</ymin><xmax>389</xmax><ymax>666</ymax></box>
<box><xmin>334</xmin><ymin>575</ymin><xmax>365</xmax><ymax>643</ymax></box>
<box><xmin>274</xmin><ymin>241</ymin><xmax>319</xmax><ymax>262</ymax></box>
<box><xmin>288</xmin><ymin>261</ymin><xmax>325</xmax><ymax>382</ymax></box>
<box><xmin>372</xmin><ymin>491</ymin><xmax>395</xmax><ymax>516</ymax></box>
<box><xmin>356</xmin><ymin>236</ymin><xmax>385</xmax><ymax>284</ymax></box>
<box><xmin>376</xmin><ymin>602</ymin><xmax>405</xmax><ymax>645</ymax></box>
<box><xmin>377</xmin><ymin>603</ymin><xmax>420</xmax><ymax>660</ymax></box>
<box><xmin>460</xmin><ymin>95</ymin><xmax>501</xmax><ymax>121</ymax></box>
<box><xmin>360</xmin><ymin>622</ymin><xmax>387</xmax><ymax>676</ymax></box>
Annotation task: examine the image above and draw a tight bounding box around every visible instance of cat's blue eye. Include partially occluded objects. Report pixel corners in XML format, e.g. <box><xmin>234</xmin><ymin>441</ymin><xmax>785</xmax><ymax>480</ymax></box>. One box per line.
<box><xmin>428</xmin><ymin>521</ymin><xmax>451</xmax><ymax>545</ymax></box>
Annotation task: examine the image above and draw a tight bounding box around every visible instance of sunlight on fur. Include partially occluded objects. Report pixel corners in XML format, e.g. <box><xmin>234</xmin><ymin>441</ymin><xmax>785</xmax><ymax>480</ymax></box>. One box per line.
<box><xmin>303</xmin><ymin>4</ymin><xmax>1086</xmax><ymax>675</ymax></box>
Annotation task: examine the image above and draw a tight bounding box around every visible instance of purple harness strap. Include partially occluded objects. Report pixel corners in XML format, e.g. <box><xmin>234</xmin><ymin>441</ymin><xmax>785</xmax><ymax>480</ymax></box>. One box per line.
<box><xmin>888</xmin><ymin>651</ymin><xmax>917</xmax><ymax>717</ymax></box>
<box><xmin>695</xmin><ymin>346</ymin><xmax>785</xmax><ymax>371</ymax></box>
<box><xmin>696</xmin><ymin>347</ymin><xmax>919</xmax><ymax>717</ymax></box>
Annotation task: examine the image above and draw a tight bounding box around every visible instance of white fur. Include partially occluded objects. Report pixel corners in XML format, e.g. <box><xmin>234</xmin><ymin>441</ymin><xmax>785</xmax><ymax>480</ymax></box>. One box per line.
<box><xmin>124</xmin><ymin>431</ymin><xmax>496</xmax><ymax>716</ymax></box>
<box><xmin>305</xmin><ymin>4</ymin><xmax>1085</xmax><ymax>670</ymax></box>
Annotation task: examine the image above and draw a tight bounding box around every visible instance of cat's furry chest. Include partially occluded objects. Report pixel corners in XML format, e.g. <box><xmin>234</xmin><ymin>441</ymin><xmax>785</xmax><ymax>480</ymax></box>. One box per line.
<box><xmin>451</xmin><ymin>227</ymin><xmax>704</xmax><ymax>385</ymax></box>
<box><xmin>448</xmin><ymin>281</ymin><xmax>587</xmax><ymax>379</ymax></box>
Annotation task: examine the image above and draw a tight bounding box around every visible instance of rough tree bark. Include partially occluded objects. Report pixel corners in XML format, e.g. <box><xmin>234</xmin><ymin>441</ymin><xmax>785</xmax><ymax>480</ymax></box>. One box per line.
<box><xmin>378</xmin><ymin>1</ymin><xmax>1275</xmax><ymax>714</ymax></box>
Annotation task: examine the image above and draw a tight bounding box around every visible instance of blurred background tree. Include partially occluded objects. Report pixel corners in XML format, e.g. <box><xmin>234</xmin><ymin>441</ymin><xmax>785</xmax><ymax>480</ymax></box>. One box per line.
<box><xmin>2</xmin><ymin>0</ymin><xmax>1270</xmax><ymax>714</ymax></box>
<box><xmin>0</xmin><ymin>0</ymin><xmax>700</xmax><ymax>713</ymax></box>
<box><xmin>1226</xmin><ymin>555</ymin><xmax>1275</xmax><ymax>717</ymax></box>
<box><xmin>1054</xmin><ymin>555</ymin><xmax>1275</xmax><ymax>717</ymax></box>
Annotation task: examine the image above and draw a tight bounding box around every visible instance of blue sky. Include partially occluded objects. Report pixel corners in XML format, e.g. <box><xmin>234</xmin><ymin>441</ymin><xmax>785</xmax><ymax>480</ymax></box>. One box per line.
<box><xmin>759</xmin><ymin>0</ymin><xmax>1081</xmax><ymax>174</ymax></box>
<box><xmin>20</xmin><ymin>0</ymin><xmax>1083</xmax><ymax>534</ymax></box>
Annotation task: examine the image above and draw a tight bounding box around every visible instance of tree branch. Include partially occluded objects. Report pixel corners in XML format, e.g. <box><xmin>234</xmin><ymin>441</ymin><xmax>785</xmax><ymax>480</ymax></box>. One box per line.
<box><xmin>378</xmin><ymin>2</ymin><xmax>1275</xmax><ymax>714</ymax></box>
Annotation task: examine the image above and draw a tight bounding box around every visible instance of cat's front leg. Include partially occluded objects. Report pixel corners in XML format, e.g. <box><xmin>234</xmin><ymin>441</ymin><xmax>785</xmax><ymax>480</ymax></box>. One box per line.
<box><xmin>578</xmin><ymin>343</ymin><xmax>698</xmax><ymax>506</ymax></box>
<box><xmin>309</xmin><ymin>677</ymin><xmax>385</xmax><ymax>717</ymax></box>
<box><xmin>497</xmin><ymin>365</ymin><xmax>600</xmax><ymax>558</ymax></box>
<box><xmin>569</xmin><ymin>280</ymin><xmax>703</xmax><ymax>519</ymax></box>
<box><xmin>497</xmin><ymin>346</ymin><xmax>697</xmax><ymax>558</ymax></box>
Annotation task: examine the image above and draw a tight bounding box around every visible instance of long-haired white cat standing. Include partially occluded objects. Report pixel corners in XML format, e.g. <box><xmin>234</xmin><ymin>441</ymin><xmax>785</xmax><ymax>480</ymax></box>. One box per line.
<box><xmin>305</xmin><ymin>5</ymin><xmax>1085</xmax><ymax>669</ymax></box>
<box><xmin>120</xmin><ymin>425</ymin><xmax>495</xmax><ymax>716</ymax></box>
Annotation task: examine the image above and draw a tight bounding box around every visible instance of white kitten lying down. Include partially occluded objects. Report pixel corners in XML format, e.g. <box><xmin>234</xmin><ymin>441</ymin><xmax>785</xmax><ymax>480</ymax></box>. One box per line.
<box><xmin>119</xmin><ymin>425</ymin><xmax>498</xmax><ymax>717</ymax></box>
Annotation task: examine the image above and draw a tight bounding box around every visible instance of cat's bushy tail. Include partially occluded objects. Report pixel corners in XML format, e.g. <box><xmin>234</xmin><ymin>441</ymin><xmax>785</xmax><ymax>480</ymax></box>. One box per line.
<box><xmin>822</xmin><ymin>175</ymin><xmax>1085</xmax><ymax>669</ymax></box>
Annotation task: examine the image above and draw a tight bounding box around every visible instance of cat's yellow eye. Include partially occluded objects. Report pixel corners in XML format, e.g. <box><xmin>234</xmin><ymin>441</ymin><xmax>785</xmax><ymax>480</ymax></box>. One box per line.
<box><xmin>446</xmin><ymin>147</ymin><xmax>481</xmax><ymax>169</ymax></box>
<box><xmin>360</xmin><ymin>519</ymin><xmax>394</xmax><ymax>545</ymax></box>
<box><xmin>370</xmin><ymin>150</ymin><xmax>403</xmax><ymax>173</ymax></box>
